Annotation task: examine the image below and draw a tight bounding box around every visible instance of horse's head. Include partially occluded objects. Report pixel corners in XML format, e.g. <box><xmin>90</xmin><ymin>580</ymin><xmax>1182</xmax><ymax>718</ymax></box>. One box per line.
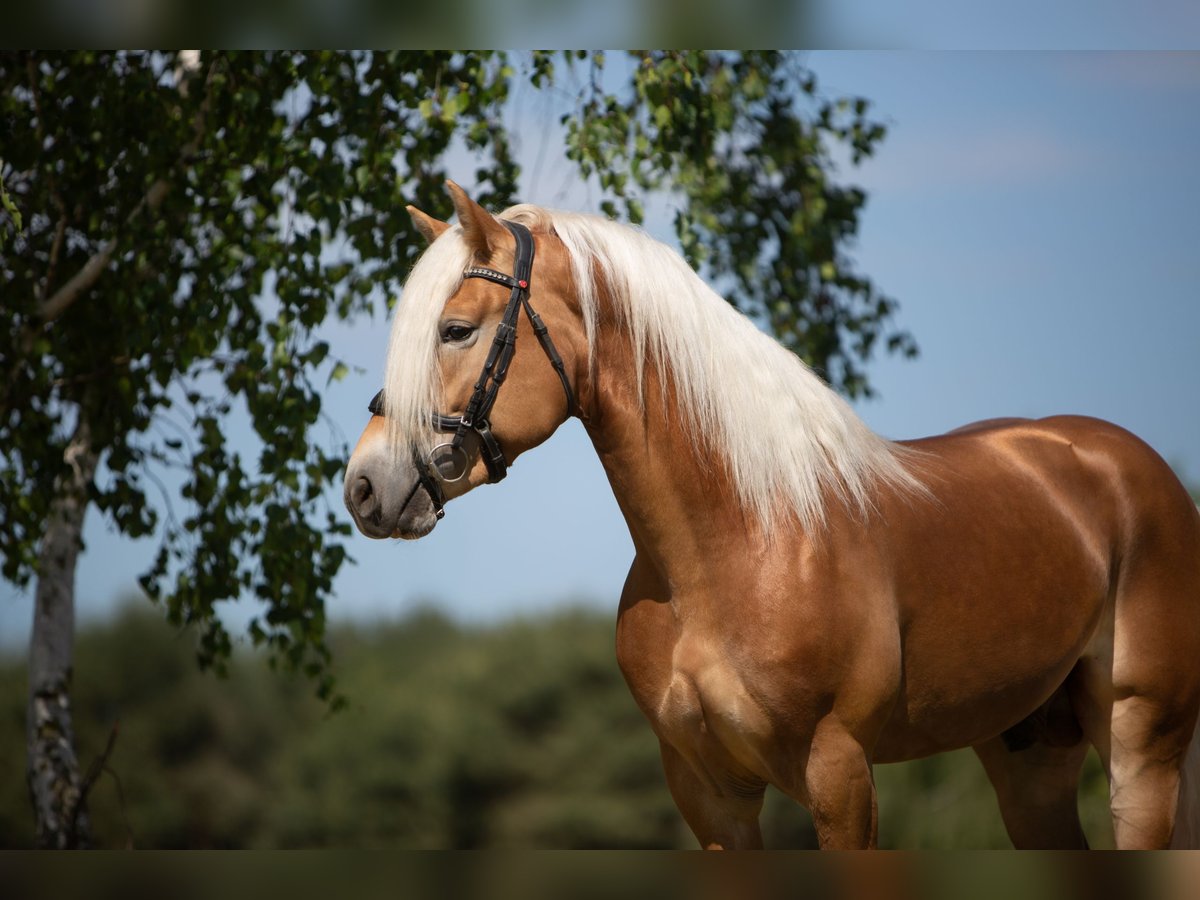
<box><xmin>344</xmin><ymin>181</ymin><xmax>586</xmax><ymax>539</ymax></box>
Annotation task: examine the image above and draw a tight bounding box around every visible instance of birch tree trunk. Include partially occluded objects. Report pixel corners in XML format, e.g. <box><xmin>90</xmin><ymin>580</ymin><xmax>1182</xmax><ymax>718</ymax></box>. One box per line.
<box><xmin>26</xmin><ymin>414</ymin><xmax>97</xmax><ymax>848</ymax></box>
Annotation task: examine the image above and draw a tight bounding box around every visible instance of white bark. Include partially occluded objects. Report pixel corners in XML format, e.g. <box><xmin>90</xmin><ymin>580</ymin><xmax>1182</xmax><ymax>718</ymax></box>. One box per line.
<box><xmin>26</xmin><ymin>415</ymin><xmax>97</xmax><ymax>848</ymax></box>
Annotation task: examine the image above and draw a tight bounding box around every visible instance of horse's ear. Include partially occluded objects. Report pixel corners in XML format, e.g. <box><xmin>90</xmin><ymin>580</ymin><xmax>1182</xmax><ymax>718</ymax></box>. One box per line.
<box><xmin>445</xmin><ymin>180</ymin><xmax>508</xmax><ymax>259</ymax></box>
<box><xmin>407</xmin><ymin>205</ymin><xmax>450</xmax><ymax>244</ymax></box>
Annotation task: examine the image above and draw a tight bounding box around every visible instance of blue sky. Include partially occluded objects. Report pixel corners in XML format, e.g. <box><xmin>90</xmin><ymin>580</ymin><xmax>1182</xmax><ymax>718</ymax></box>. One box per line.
<box><xmin>478</xmin><ymin>0</ymin><xmax>1200</xmax><ymax>49</ymax></box>
<box><xmin>3</xmin><ymin>52</ymin><xmax>1199</xmax><ymax>651</ymax></box>
<box><xmin>818</xmin><ymin>2</ymin><xmax>1200</xmax><ymax>49</ymax></box>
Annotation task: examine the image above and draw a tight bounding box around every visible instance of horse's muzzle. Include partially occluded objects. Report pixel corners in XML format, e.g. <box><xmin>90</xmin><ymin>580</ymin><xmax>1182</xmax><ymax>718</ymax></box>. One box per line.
<box><xmin>344</xmin><ymin>453</ymin><xmax>439</xmax><ymax>540</ymax></box>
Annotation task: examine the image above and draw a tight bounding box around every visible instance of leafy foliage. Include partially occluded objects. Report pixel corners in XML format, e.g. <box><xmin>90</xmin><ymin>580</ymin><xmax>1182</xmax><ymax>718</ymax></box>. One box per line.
<box><xmin>0</xmin><ymin>607</ymin><xmax>1113</xmax><ymax>848</ymax></box>
<box><xmin>0</xmin><ymin>51</ymin><xmax>915</xmax><ymax>698</ymax></box>
<box><xmin>0</xmin><ymin>51</ymin><xmax>519</xmax><ymax>696</ymax></box>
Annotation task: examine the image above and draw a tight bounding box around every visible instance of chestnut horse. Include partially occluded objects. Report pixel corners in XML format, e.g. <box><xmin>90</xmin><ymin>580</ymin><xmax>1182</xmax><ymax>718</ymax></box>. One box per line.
<box><xmin>345</xmin><ymin>182</ymin><xmax>1200</xmax><ymax>848</ymax></box>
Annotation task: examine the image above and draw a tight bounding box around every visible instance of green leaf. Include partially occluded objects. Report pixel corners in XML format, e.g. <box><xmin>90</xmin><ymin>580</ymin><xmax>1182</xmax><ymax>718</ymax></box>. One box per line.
<box><xmin>444</xmin><ymin>91</ymin><xmax>471</xmax><ymax>122</ymax></box>
<box><xmin>0</xmin><ymin>172</ymin><xmax>22</xmax><ymax>239</ymax></box>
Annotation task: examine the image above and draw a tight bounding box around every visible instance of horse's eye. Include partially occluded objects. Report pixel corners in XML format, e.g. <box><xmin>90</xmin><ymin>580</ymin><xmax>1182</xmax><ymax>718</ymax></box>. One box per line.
<box><xmin>441</xmin><ymin>323</ymin><xmax>475</xmax><ymax>343</ymax></box>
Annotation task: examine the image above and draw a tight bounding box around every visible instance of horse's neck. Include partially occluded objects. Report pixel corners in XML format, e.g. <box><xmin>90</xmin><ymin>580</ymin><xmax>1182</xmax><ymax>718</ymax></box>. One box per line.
<box><xmin>580</xmin><ymin>322</ymin><xmax>761</xmax><ymax>589</ymax></box>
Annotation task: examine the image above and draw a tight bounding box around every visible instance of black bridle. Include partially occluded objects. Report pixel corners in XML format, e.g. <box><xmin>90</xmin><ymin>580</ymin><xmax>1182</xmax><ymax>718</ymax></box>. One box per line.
<box><xmin>367</xmin><ymin>220</ymin><xmax>576</xmax><ymax>519</ymax></box>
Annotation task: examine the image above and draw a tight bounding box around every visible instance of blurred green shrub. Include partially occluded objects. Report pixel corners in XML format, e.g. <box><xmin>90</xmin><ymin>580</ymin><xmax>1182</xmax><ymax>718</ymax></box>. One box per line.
<box><xmin>0</xmin><ymin>604</ymin><xmax>1113</xmax><ymax>848</ymax></box>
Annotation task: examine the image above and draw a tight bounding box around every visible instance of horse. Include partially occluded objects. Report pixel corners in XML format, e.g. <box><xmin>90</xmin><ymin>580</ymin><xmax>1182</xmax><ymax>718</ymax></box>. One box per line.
<box><xmin>344</xmin><ymin>181</ymin><xmax>1200</xmax><ymax>849</ymax></box>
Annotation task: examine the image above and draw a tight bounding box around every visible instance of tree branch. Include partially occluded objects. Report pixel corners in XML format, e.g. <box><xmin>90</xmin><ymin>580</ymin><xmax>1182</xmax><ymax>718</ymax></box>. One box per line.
<box><xmin>37</xmin><ymin>207</ymin><xmax>67</xmax><ymax>304</ymax></box>
<box><xmin>70</xmin><ymin>721</ymin><xmax>119</xmax><ymax>838</ymax></box>
<box><xmin>37</xmin><ymin>234</ymin><xmax>119</xmax><ymax>323</ymax></box>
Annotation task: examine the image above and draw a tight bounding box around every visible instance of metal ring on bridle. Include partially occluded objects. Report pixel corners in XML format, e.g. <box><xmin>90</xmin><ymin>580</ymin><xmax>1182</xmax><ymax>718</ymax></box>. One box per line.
<box><xmin>428</xmin><ymin>441</ymin><xmax>470</xmax><ymax>482</ymax></box>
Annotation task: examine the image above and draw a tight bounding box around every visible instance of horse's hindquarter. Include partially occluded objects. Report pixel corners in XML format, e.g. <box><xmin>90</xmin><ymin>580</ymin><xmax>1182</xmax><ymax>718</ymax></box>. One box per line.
<box><xmin>874</xmin><ymin>415</ymin><xmax>1199</xmax><ymax>761</ymax></box>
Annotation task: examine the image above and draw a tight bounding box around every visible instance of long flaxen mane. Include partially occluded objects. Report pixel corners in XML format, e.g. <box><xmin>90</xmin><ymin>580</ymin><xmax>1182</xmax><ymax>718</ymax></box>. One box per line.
<box><xmin>384</xmin><ymin>203</ymin><xmax>927</xmax><ymax>532</ymax></box>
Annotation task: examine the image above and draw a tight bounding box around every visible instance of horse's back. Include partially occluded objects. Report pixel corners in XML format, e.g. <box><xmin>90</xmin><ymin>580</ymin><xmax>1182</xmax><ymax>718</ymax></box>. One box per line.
<box><xmin>909</xmin><ymin>413</ymin><xmax>1200</xmax><ymax>621</ymax></box>
<box><xmin>920</xmin><ymin>414</ymin><xmax>1199</xmax><ymax>541</ymax></box>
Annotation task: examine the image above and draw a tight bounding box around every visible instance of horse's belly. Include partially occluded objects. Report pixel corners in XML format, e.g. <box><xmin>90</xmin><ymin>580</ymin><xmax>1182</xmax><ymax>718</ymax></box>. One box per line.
<box><xmin>874</xmin><ymin>662</ymin><xmax>1086</xmax><ymax>762</ymax></box>
<box><xmin>872</xmin><ymin>566</ymin><xmax>1109</xmax><ymax>762</ymax></box>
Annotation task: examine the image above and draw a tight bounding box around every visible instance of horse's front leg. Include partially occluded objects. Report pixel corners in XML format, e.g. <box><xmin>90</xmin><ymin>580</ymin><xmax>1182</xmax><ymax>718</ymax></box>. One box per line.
<box><xmin>659</xmin><ymin>741</ymin><xmax>766</xmax><ymax>849</ymax></box>
<box><xmin>799</xmin><ymin>719</ymin><xmax>878</xmax><ymax>849</ymax></box>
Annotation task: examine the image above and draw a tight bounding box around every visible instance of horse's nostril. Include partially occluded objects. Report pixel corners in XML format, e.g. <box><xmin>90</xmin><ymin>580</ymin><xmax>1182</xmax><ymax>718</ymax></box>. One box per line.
<box><xmin>350</xmin><ymin>476</ymin><xmax>375</xmax><ymax>514</ymax></box>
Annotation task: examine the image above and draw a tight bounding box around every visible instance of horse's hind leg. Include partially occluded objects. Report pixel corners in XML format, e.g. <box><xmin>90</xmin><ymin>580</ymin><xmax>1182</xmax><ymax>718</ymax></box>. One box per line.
<box><xmin>973</xmin><ymin>687</ymin><xmax>1091</xmax><ymax>848</ymax></box>
<box><xmin>1107</xmin><ymin>693</ymin><xmax>1197</xmax><ymax>848</ymax></box>
<box><xmin>1106</xmin><ymin>543</ymin><xmax>1200</xmax><ymax>848</ymax></box>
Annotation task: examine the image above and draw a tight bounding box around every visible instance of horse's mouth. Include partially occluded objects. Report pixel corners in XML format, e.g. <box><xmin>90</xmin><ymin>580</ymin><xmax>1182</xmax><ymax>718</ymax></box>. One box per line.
<box><xmin>389</xmin><ymin>483</ymin><xmax>441</xmax><ymax>540</ymax></box>
<box><xmin>392</xmin><ymin>517</ymin><xmax>438</xmax><ymax>540</ymax></box>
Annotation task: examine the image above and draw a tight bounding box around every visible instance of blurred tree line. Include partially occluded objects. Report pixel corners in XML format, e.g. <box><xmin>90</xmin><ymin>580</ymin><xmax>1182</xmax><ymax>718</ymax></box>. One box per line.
<box><xmin>0</xmin><ymin>604</ymin><xmax>1114</xmax><ymax>849</ymax></box>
